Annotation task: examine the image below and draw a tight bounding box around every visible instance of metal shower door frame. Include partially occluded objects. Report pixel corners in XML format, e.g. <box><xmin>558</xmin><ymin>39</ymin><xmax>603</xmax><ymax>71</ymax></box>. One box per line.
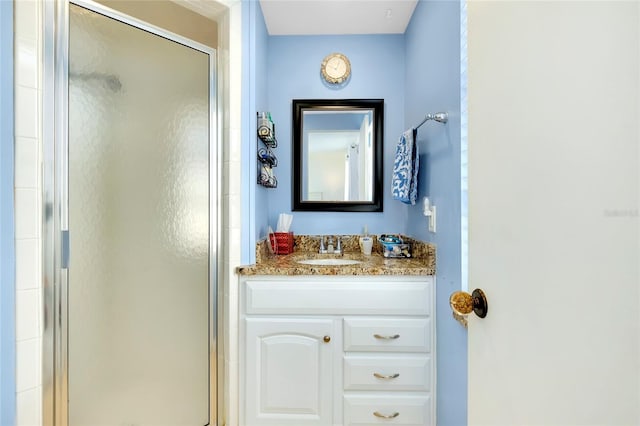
<box><xmin>42</xmin><ymin>1</ymin><xmax>221</xmax><ymax>424</ymax></box>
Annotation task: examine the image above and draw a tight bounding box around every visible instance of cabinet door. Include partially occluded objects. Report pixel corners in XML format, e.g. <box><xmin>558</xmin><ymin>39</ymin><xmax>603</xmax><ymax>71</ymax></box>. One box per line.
<box><xmin>245</xmin><ymin>318</ymin><xmax>336</xmax><ymax>425</ymax></box>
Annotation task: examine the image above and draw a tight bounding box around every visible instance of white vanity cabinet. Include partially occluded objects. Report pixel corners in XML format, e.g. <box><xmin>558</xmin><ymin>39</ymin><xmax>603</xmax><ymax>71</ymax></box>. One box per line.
<box><xmin>240</xmin><ymin>276</ymin><xmax>435</xmax><ymax>426</ymax></box>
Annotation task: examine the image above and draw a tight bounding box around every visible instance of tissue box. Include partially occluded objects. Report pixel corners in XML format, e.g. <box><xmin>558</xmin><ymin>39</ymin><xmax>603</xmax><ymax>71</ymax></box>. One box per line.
<box><xmin>269</xmin><ymin>232</ymin><xmax>294</xmax><ymax>255</ymax></box>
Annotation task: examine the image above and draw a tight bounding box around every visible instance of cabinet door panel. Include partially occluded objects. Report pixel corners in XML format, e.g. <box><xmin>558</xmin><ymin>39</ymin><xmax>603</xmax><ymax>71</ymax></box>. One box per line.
<box><xmin>245</xmin><ymin>318</ymin><xmax>335</xmax><ymax>425</ymax></box>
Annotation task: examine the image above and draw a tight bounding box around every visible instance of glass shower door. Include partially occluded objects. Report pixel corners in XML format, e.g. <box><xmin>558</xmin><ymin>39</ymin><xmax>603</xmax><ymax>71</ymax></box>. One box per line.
<box><xmin>68</xmin><ymin>4</ymin><xmax>211</xmax><ymax>425</ymax></box>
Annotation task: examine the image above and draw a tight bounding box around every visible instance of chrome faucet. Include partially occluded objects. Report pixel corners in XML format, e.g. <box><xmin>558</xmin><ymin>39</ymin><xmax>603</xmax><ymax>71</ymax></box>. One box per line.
<box><xmin>318</xmin><ymin>236</ymin><xmax>327</xmax><ymax>254</ymax></box>
<box><xmin>318</xmin><ymin>235</ymin><xmax>342</xmax><ymax>255</ymax></box>
<box><xmin>318</xmin><ymin>236</ymin><xmax>342</xmax><ymax>255</ymax></box>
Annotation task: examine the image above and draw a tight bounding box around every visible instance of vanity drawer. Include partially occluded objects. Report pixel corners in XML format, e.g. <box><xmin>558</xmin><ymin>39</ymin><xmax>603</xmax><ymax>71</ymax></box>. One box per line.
<box><xmin>344</xmin><ymin>394</ymin><xmax>432</xmax><ymax>426</ymax></box>
<box><xmin>343</xmin><ymin>318</ymin><xmax>431</xmax><ymax>352</ymax></box>
<box><xmin>344</xmin><ymin>355</ymin><xmax>431</xmax><ymax>391</ymax></box>
<box><xmin>244</xmin><ymin>278</ymin><xmax>431</xmax><ymax>315</ymax></box>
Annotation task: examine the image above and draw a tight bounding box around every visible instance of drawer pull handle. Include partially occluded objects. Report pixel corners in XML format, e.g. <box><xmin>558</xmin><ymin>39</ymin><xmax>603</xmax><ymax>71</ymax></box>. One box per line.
<box><xmin>373</xmin><ymin>411</ymin><xmax>399</xmax><ymax>419</ymax></box>
<box><xmin>373</xmin><ymin>372</ymin><xmax>400</xmax><ymax>380</ymax></box>
<box><xmin>373</xmin><ymin>333</ymin><xmax>400</xmax><ymax>340</ymax></box>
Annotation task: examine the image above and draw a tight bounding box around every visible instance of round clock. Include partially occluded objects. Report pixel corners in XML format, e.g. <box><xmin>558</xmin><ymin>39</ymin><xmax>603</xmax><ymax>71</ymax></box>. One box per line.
<box><xmin>321</xmin><ymin>53</ymin><xmax>351</xmax><ymax>85</ymax></box>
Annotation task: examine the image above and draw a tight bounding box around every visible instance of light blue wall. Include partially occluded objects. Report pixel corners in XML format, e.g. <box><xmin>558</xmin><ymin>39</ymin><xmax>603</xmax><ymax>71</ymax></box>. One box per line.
<box><xmin>241</xmin><ymin>2</ymin><xmax>252</xmax><ymax>263</ymax></box>
<box><xmin>253</xmin><ymin>2</ymin><xmax>270</xmax><ymax>259</ymax></box>
<box><xmin>243</xmin><ymin>1</ymin><xmax>271</xmax><ymax>263</ymax></box>
<box><xmin>404</xmin><ymin>1</ymin><xmax>467</xmax><ymax>425</ymax></box>
<box><xmin>265</xmin><ymin>34</ymin><xmax>408</xmax><ymax>236</ymax></box>
<box><xmin>0</xmin><ymin>0</ymin><xmax>16</xmax><ymax>423</ymax></box>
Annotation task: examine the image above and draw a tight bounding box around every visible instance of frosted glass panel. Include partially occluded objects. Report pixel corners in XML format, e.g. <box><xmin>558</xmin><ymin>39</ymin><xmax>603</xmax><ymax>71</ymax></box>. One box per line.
<box><xmin>68</xmin><ymin>5</ymin><xmax>210</xmax><ymax>425</ymax></box>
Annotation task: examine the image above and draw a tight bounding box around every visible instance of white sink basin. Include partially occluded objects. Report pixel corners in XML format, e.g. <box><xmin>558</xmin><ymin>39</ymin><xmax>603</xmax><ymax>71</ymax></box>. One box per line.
<box><xmin>296</xmin><ymin>258</ymin><xmax>362</xmax><ymax>266</ymax></box>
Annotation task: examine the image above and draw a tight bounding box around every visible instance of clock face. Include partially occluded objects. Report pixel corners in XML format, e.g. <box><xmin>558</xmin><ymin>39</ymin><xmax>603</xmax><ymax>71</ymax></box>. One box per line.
<box><xmin>321</xmin><ymin>53</ymin><xmax>351</xmax><ymax>84</ymax></box>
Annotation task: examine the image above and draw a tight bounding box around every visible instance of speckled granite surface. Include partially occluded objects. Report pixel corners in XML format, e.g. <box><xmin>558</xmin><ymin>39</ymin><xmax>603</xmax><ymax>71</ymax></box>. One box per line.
<box><xmin>237</xmin><ymin>235</ymin><xmax>435</xmax><ymax>276</ymax></box>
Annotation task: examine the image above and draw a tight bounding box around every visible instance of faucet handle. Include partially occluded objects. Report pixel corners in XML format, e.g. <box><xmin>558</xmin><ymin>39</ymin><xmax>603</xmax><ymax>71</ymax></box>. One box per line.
<box><xmin>318</xmin><ymin>236</ymin><xmax>326</xmax><ymax>252</ymax></box>
<box><xmin>336</xmin><ymin>236</ymin><xmax>342</xmax><ymax>252</ymax></box>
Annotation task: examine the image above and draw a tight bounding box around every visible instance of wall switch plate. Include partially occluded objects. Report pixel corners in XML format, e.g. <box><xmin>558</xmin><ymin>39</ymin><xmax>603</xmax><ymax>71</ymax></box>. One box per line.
<box><xmin>428</xmin><ymin>206</ymin><xmax>436</xmax><ymax>232</ymax></box>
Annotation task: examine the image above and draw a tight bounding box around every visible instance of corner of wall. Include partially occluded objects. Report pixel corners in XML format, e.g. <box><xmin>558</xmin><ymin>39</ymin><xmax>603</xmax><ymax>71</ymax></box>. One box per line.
<box><xmin>1</xmin><ymin>0</ymin><xmax>16</xmax><ymax>424</ymax></box>
<box><xmin>222</xmin><ymin>2</ymin><xmax>243</xmax><ymax>425</ymax></box>
<box><xmin>403</xmin><ymin>2</ymin><xmax>467</xmax><ymax>426</ymax></box>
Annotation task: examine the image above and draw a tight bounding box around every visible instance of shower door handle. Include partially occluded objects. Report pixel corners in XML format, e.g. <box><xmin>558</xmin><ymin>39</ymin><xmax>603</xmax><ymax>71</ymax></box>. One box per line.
<box><xmin>61</xmin><ymin>230</ymin><xmax>70</xmax><ymax>269</ymax></box>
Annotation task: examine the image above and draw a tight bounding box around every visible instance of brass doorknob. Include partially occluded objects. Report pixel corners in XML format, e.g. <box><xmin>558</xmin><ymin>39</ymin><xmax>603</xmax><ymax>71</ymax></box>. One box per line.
<box><xmin>449</xmin><ymin>289</ymin><xmax>488</xmax><ymax>318</ymax></box>
<box><xmin>323</xmin><ymin>335</ymin><xmax>331</xmax><ymax>343</ymax></box>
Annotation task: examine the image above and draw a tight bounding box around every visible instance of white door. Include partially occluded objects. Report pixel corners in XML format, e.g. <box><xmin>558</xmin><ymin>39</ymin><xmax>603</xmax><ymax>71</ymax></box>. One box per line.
<box><xmin>467</xmin><ymin>1</ymin><xmax>639</xmax><ymax>425</ymax></box>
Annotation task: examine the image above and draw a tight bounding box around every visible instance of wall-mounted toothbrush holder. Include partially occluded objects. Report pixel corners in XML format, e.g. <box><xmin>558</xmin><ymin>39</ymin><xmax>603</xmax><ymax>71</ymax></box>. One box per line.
<box><xmin>257</xmin><ymin>112</ymin><xmax>277</xmax><ymax>148</ymax></box>
<box><xmin>258</xmin><ymin>147</ymin><xmax>277</xmax><ymax>168</ymax></box>
<box><xmin>257</xmin><ymin>112</ymin><xmax>278</xmax><ymax>188</ymax></box>
<box><xmin>258</xmin><ymin>165</ymin><xmax>277</xmax><ymax>188</ymax></box>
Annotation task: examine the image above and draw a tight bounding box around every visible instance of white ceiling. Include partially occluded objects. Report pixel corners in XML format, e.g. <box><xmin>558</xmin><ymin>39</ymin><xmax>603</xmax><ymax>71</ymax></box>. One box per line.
<box><xmin>172</xmin><ymin>0</ymin><xmax>227</xmax><ymax>20</ymax></box>
<box><xmin>309</xmin><ymin>131</ymin><xmax>360</xmax><ymax>152</ymax></box>
<box><xmin>259</xmin><ymin>0</ymin><xmax>418</xmax><ymax>35</ymax></box>
<box><xmin>171</xmin><ymin>0</ymin><xmax>419</xmax><ymax>35</ymax></box>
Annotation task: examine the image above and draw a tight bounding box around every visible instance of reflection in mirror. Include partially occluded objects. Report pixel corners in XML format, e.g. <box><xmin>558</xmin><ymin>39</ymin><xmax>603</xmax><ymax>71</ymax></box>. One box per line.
<box><xmin>293</xmin><ymin>99</ymin><xmax>383</xmax><ymax>212</ymax></box>
<box><xmin>304</xmin><ymin>110</ymin><xmax>373</xmax><ymax>202</ymax></box>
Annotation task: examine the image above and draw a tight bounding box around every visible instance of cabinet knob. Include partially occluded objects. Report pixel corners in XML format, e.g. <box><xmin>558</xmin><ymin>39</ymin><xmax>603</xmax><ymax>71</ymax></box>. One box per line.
<box><xmin>449</xmin><ymin>288</ymin><xmax>488</xmax><ymax>318</ymax></box>
<box><xmin>323</xmin><ymin>335</ymin><xmax>331</xmax><ymax>343</ymax></box>
<box><xmin>373</xmin><ymin>411</ymin><xmax>399</xmax><ymax>419</ymax></box>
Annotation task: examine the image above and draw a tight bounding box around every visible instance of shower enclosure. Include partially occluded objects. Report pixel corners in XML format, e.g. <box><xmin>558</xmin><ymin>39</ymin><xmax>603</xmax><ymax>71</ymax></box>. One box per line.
<box><xmin>43</xmin><ymin>1</ymin><xmax>219</xmax><ymax>424</ymax></box>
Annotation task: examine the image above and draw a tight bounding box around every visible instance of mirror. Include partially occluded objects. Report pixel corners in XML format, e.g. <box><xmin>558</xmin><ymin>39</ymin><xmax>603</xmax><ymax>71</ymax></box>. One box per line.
<box><xmin>293</xmin><ymin>99</ymin><xmax>384</xmax><ymax>212</ymax></box>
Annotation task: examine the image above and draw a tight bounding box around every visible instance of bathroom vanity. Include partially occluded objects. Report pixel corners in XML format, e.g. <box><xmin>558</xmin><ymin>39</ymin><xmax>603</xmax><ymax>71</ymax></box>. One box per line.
<box><xmin>237</xmin><ymin>237</ymin><xmax>436</xmax><ymax>426</ymax></box>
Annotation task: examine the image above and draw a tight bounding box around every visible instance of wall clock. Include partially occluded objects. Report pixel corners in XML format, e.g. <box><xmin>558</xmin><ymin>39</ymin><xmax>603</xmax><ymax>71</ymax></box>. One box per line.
<box><xmin>320</xmin><ymin>52</ymin><xmax>351</xmax><ymax>85</ymax></box>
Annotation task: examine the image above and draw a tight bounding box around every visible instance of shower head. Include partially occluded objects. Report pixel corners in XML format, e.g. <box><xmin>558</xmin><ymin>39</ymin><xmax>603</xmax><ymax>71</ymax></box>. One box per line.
<box><xmin>70</xmin><ymin>72</ymin><xmax>122</xmax><ymax>92</ymax></box>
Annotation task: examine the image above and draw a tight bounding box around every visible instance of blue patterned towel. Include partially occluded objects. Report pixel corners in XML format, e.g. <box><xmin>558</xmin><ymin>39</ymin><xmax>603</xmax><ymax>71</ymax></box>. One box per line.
<box><xmin>391</xmin><ymin>128</ymin><xmax>419</xmax><ymax>205</ymax></box>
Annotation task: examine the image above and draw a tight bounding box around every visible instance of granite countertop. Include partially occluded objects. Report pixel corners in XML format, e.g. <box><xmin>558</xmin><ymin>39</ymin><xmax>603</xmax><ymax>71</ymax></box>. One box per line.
<box><xmin>236</xmin><ymin>235</ymin><xmax>436</xmax><ymax>276</ymax></box>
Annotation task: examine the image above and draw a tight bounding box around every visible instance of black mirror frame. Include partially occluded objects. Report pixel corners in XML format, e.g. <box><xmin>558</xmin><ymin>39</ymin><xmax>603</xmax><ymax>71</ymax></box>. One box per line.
<box><xmin>292</xmin><ymin>99</ymin><xmax>384</xmax><ymax>212</ymax></box>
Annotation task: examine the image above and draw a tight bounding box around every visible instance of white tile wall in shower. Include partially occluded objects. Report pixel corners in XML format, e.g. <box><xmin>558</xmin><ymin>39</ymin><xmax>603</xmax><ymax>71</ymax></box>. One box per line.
<box><xmin>16</xmin><ymin>338</ymin><xmax>41</xmax><ymax>392</ymax></box>
<box><xmin>15</xmin><ymin>289</ymin><xmax>40</xmax><ymax>341</ymax></box>
<box><xmin>226</xmin><ymin>194</ymin><xmax>241</xmax><ymax>230</ymax></box>
<box><xmin>228</xmin><ymin>126</ymin><xmax>241</xmax><ymax>162</ymax></box>
<box><xmin>15</xmin><ymin>36</ymin><xmax>38</xmax><ymax>89</ymax></box>
<box><xmin>223</xmin><ymin>160</ymin><xmax>242</xmax><ymax>197</ymax></box>
<box><xmin>14</xmin><ymin>0</ymin><xmax>38</xmax><ymax>34</ymax></box>
<box><xmin>15</xmin><ymin>137</ymin><xmax>39</xmax><ymax>188</ymax></box>
<box><xmin>16</xmin><ymin>239</ymin><xmax>40</xmax><ymax>291</ymax></box>
<box><xmin>14</xmin><ymin>188</ymin><xmax>39</xmax><ymax>239</ymax></box>
<box><xmin>228</xmin><ymin>227</ymin><xmax>242</xmax><ymax>263</ymax></box>
<box><xmin>16</xmin><ymin>386</ymin><xmax>42</xmax><ymax>426</ymax></box>
<box><xmin>14</xmin><ymin>86</ymin><xmax>39</xmax><ymax>139</ymax></box>
<box><xmin>14</xmin><ymin>0</ymin><xmax>43</xmax><ymax>424</ymax></box>
<box><xmin>221</xmin><ymin>2</ymin><xmax>242</xmax><ymax>424</ymax></box>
